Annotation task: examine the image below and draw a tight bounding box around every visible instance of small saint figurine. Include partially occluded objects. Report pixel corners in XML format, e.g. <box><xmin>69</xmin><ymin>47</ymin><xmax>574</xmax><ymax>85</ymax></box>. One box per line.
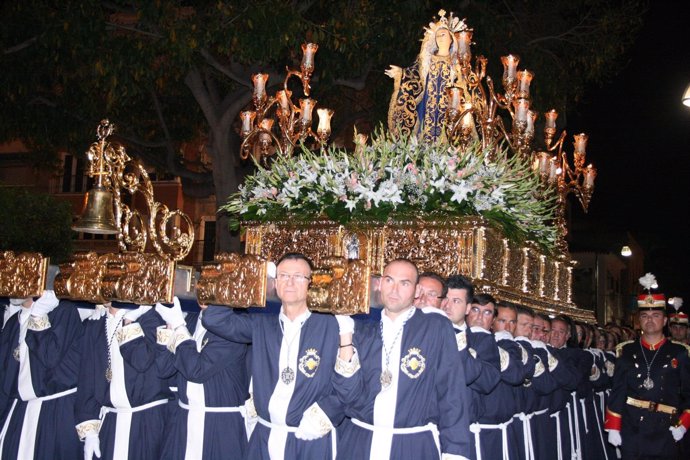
<box><xmin>387</xmin><ymin>9</ymin><xmax>467</xmax><ymax>144</ymax></box>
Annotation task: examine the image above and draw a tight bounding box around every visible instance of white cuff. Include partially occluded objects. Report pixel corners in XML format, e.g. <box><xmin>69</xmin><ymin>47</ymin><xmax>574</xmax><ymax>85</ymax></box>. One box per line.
<box><xmin>27</xmin><ymin>315</ymin><xmax>51</xmax><ymax>331</ymax></box>
<box><xmin>335</xmin><ymin>348</ymin><xmax>360</xmax><ymax>377</ymax></box>
<box><xmin>117</xmin><ymin>322</ymin><xmax>144</xmax><ymax>345</ymax></box>
<box><xmin>169</xmin><ymin>326</ymin><xmax>193</xmax><ymax>353</ymax></box>
<box><xmin>156</xmin><ymin>325</ymin><xmax>174</xmax><ymax>346</ymax></box>
<box><xmin>75</xmin><ymin>419</ymin><xmax>101</xmax><ymax>441</ymax></box>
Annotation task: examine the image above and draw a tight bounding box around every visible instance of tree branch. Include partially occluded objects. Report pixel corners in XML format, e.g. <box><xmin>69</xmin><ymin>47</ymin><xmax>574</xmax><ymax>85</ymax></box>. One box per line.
<box><xmin>200</xmin><ymin>48</ymin><xmax>252</xmax><ymax>88</ymax></box>
<box><xmin>4</xmin><ymin>36</ymin><xmax>38</xmax><ymax>55</ymax></box>
<box><xmin>104</xmin><ymin>22</ymin><xmax>163</xmax><ymax>39</ymax></box>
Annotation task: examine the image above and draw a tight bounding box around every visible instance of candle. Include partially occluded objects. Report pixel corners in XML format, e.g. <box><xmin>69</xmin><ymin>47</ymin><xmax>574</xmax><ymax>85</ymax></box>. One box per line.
<box><xmin>457</xmin><ymin>30</ymin><xmax>472</xmax><ymax>63</ymax></box>
<box><xmin>517</xmin><ymin>70</ymin><xmax>533</xmax><ymax>98</ymax></box>
<box><xmin>240</xmin><ymin>111</ymin><xmax>256</xmax><ymax>136</ymax></box>
<box><xmin>301</xmin><ymin>43</ymin><xmax>319</xmax><ymax>73</ymax></box>
<box><xmin>252</xmin><ymin>73</ymin><xmax>268</xmax><ymax>101</ymax></box>
<box><xmin>276</xmin><ymin>90</ymin><xmax>292</xmax><ymax>111</ymax></box>
<box><xmin>573</xmin><ymin>133</ymin><xmax>588</xmax><ymax>154</ymax></box>
<box><xmin>461</xmin><ymin>103</ymin><xmax>474</xmax><ymax>129</ymax></box>
<box><xmin>549</xmin><ymin>157</ymin><xmax>560</xmax><ymax>183</ymax></box>
<box><xmin>501</xmin><ymin>54</ymin><xmax>520</xmax><ymax>82</ymax></box>
<box><xmin>584</xmin><ymin>165</ymin><xmax>597</xmax><ymax>188</ymax></box>
<box><xmin>514</xmin><ymin>98</ymin><xmax>530</xmax><ymax>123</ymax></box>
<box><xmin>448</xmin><ymin>87</ymin><xmax>462</xmax><ymax>111</ymax></box>
<box><xmin>317</xmin><ymin>108</ymin><xmax>334</xmax><ymax>137</ymax></box>
<box><xmin>300</xmin><ymin>98</ymin><xmax>316</xmax><ymax>126</ymax></box>
<box><xmin>544</xmin><ymin>109</ymin><xmax>558</xmax><ymax>130</ymax></box>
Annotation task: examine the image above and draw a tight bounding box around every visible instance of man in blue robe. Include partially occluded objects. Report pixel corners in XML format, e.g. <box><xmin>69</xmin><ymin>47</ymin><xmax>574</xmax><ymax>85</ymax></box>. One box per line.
<box><xmin>202</xmin><ymin>252</ymin><xmax>347</xmax><ymax>459</ymax></box>
<box><xmin>75</xmin><ymin>304</ymin><xmax>172</xmax><ymax>460</ymax></box>
<box><xmin>0</xmin><ymin>291</ymin><xmax>82</xmax><ymax>459</ymax></box>
<box><xmin>154</xmin><ymin>297</ymin><xmax>250</xmax><ymax>459</ymax></box>
<box><xmin>333</xmin><ymin>259</ymin><xmax>472</xmax><ymax>460</ymax></box>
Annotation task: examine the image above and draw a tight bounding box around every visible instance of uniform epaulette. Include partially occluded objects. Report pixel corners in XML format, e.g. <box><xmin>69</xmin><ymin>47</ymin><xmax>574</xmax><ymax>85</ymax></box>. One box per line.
<box><xmin>671</xmin><ymin>340</ymin><xmax>690</xmax><ymax>357</ymax></box>
<box><xmin>615</xmin><ymin>340</ymin><xmax>633</xmax><ymax>358</ymax></box>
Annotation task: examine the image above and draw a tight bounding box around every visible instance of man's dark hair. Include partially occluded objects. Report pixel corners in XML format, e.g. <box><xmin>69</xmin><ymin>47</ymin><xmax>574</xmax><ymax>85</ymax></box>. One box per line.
<box><xmin>515</xmin><ymin>305</ymin><xmax>535</xmax><ymax>318</ymax></box>
<box><xmin>537</xmin><ymin>312</ymin><xmax>551</xmax><ymax>325</ymax></box>
<box><xmin>446</xmin><ymin>274</ymin><xmax>474</xmax><ymax>300</ymax></box>
<box><xmin>276</xmin><ymin>252</ymin><xmax>314</xmax><ymax>271</ymax></box>
<box><xmin>496</xmin><ymin>302</ymin><xmax>518</xmax><ymax>315</ymax></box>
<box><xmin>385</xmin><ymin>258</ymin><xmax>419</xmax><ymax>282</ymax></box>
<box><xmin>472</xmin><ymin>293</ymin><xmax>497</xmax><ymax>306</ymax></box>
<box><xmin>419</xmin><ymin>271</ymin><xmax>448</xmax><ymax>298</ymax></box>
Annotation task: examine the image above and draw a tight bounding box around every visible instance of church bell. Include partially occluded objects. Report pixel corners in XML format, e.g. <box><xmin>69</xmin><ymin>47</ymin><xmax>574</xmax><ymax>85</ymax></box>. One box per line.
<box><xmin>72</xmin><ymin>186</ymin><xmax>120</xmax><ymax>235</ymax></box>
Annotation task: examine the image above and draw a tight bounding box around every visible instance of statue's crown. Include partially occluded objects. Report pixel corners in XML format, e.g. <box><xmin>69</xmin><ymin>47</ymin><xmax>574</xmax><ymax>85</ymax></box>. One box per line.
<box><xmin>428</xmin><ymin>9</ymin><xmax>467</xmax><ymax>34</ymax></box>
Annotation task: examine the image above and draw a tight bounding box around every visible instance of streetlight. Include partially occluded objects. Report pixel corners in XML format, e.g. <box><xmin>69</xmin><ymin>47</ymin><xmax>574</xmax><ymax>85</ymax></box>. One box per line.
<box><xmin>621</xmin><ymin>245</ymin><xmax>632</xmax><ymax>257</ymax></box>
<box><xmin>683</xmin><ymin>83</ymin><xmax>690</xmax><ymax>107</ymax></box>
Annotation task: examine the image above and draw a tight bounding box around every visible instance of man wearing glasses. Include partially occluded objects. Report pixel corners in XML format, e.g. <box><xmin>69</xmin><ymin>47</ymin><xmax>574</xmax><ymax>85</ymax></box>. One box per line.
<box><xmin>202</xmin><ymin>252</ymin><xmax>350</xmax><ymax>459</ymax></box>
<box><xmin>413</xmin><ymin>272</ymin><xmax>447</xmax><ymax>313</ymax></box>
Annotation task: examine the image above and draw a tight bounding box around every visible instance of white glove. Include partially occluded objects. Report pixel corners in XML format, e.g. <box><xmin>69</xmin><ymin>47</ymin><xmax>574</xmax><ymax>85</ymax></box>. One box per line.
<box><xmin>494</xmin><ymin>330</ymin><xmax>513</xmax><ymax>341</ymax></box>
<box><xmin>123</xmin><ymin>305</ymin><xmax>152</xmax><ymax>323</ymax></box>
<box><xmin>9</xmin><ymin>298</ymin><xmax>28</xmax><ymax>306</ymax></box>
<box><xmin>335</xmin><ymin>315</ymin><xmax>355</xmax><ymax>335</ymax></box>
<box><xmin>31</xmin><ymin>290</ymin><xmax>59</xmax><ymax>317</ymax></box>
<box><xmin>88</xmin><ymin>304</ymin><xmax>107</xmax><ymax>321</ymax></box>
<box><xmin>670</xmin><ymin>425</ymin><xmax>687</xmax><ymax>442</ymax></box>
<box><xmin>530</xmin><ymin>339</ymin><xmax>547</xmax><ymax>350</ymax></box>
<box><xmin>294</xmin><ymin>403</ymin><xmax>333</xmax><ymax>441</ymax></box>
<box><xmin>155</xmin><ymin>297</ymin><xmax>185</xmax><ymax>329</ymax></box>
<box><xmin>607</xmin><ymin>429</ymin><xmax>622</xmax><ymax>447</ymax></box>
<box><xmin>83</xmin><ymin>432</ymin><xmax>101</xmax><ymax>460</ymax></box>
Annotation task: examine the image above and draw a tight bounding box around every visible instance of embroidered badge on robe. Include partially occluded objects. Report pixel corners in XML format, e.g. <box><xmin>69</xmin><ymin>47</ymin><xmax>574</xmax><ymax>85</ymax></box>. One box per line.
<box><xmin>671</xmin><ymin>358</ymin><xmax>678</xmax><ymax>369</ymax></box>
<box><xmin>401</xmin><ymin>347</ymin><xmax>426</xmax><ymax>379</ymax></box>
<box><xmin>298</xmin><ymin>348</ymin><xmax>321</xmax><ymax>378</ymax></box>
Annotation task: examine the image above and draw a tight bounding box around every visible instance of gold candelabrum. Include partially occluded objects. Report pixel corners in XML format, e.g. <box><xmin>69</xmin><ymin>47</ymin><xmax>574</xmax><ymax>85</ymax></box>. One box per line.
<box><xmin>442</xmin><ymin>29</ymin><xmax>596</xmax><ymax>253</ymax></box>
<box><xmin>72</xmin><ymin>119</ymin><xmax>194</xmax><ymax>262</ymax></box>
<box><xmin>535</xmin><ymin>132</ymin><xmax>597</xmax><ymax>253</ymax></box>
<box><xmin>239</xmin><ymin>43</ymin><xmax>334</xmax><ymax>163</ymax></box>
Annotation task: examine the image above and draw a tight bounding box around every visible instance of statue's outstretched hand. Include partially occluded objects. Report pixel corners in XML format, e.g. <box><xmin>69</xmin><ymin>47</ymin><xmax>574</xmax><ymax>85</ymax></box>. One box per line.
<box><xmin>385</xmin><ymin>65</ymin><xmax>402</xmax><ymax>80</ymax></box>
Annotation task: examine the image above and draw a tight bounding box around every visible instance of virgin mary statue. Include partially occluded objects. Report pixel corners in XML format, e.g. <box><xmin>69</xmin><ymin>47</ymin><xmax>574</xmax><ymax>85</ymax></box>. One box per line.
<box><xmin>386</xmin><ymin>10</ymin><xmax>466</xmax><ymax>144</ymax></box>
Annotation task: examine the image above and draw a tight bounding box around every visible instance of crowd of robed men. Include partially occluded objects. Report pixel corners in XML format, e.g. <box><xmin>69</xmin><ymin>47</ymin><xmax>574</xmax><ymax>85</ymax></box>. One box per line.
<box><xmin>0</xmin><ymin>252</ymin><xmax>688</xmax><ymax>460</ymax></box>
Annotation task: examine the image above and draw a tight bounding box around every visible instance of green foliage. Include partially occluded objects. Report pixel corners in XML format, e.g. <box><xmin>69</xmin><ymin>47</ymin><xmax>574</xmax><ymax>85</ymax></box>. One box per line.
<box><xmin>0</xmin><ymin>188</ymin><xmax>73</xmax><ymax>263</ymax></box>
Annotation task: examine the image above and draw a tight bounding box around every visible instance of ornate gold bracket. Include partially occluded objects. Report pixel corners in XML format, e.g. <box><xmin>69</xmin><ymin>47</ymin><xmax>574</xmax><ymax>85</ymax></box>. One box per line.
<box><xmin>196</xmin><ymin>253</ymin><xmax>268</xmax><ymax>308</ymax></box>
<box><xmin>0</xmin><ymin>251</ymin><xmax>49</xmax><ymax>298</ymax></box>
<box><xmin>54</xmin><ymin>251</ymin><xmax>175</xmax><ymax>305</ymax></box>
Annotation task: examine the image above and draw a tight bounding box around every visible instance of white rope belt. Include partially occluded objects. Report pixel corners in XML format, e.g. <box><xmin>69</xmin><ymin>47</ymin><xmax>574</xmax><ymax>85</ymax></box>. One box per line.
<box><xmin>351</xmin><ymin>418</ymin><xmax>440</xmax><ymax>455</ymax></box>
<box><xmin>258</xmin><ymin>416</ymin><xmax>337</xmax><ymax>460</ymax></box>
<box><xmin>550</xmin><ymin>410</ymin><xmax>563</xmax><ymax>460</ymax></box>
<box><xmin>571</xmin><ymin>392</ymin><xmax>582</xmax><ymax>460</ymax></box>
<box><xmin>469</xmin><ymin>418</ymin><xmax>513</xmax><ymax>460</ymax></box>
<box><xmin>579</xmin><ymin>398</ymin><xmax>589</xmax><ymax>434</ymax></box>
<box><xmin>99</xmin><ymin>398</ymin><xmax>168</xmax><ymax>419</ymax></box>
<box><xmin>26</xmin><ymin>386</ymin><xmax>77</xmax><ymax>402</ymax></box>
<box><xmin>516</xmin><ymin>409</ymin><xmax>546</xmax><ymax>460</ymax></box>
<box><xmin>179</xmin><ymin>399</ymin><xmax>244</xmax><ymax>414</ymax></box>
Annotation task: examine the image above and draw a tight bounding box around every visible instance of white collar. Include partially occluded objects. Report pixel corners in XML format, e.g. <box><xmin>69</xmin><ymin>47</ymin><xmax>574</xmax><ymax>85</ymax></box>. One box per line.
<box><xmin>279</xmin><ymin>306</ymin><xmax>311</xmax><ymax>326</ymax></box>
<box><xmin>381</xmin><ymin>306</ymin><xmax>415</xmax><ymax>327</ymax></box>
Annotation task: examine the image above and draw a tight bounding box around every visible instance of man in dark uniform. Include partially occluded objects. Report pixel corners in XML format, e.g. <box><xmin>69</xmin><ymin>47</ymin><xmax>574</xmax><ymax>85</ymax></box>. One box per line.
<box><xmin>605</xmin><ymin>292</ymin><xmax>690</xmax><ymax>459</ymax></box>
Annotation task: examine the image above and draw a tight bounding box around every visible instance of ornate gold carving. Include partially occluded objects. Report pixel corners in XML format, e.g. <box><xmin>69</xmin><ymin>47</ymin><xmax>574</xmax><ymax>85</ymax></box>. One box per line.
<box><xmin>242</xmin><ymin>218</ymin><xmax>596</xmax><ymax>323</ymax></box>
<box><xmin>308</xmin><ymin>258</ymin><xmax>371</xmax><ymax>315</ymax></box>
<box><xmin>196</xmin><ymin>253</ymin><xmax>268</xmax><ymax>308</ymax></box>
<box><xmin>0</xmin><ymin>251</ymin><xmax>49</xmax><ymax>298</ymax></box>
<box><xmin>54</xmin><ymin>252</ymin><xmax>174</xmax><ymax>305</ymax></box>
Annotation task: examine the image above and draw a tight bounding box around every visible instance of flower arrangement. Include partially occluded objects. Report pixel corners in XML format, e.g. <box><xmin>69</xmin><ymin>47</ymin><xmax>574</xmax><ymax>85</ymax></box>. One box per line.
<box><xmin>222</xmin><ymin>132</ymin><xmax>559</xmax><ymax>251</ymax></box>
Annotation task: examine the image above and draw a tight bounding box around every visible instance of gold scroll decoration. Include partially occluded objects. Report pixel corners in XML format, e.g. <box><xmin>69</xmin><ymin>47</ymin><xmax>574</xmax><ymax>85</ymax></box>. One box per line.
<box><xmin>54</xmin><ymin>251</ymin><xmax>175</xmax><ymax>305</ymax></box>
<box><xmin>308</xmin><ymin>257</ymin><xmax>371</xmax><ymax>315</ymax></box>
<box><xmin>196</xmin><ymin>253</ymin><xmax>268</xmax><ymax>308</ymax></box>
<box><xmin>0</xmin><ymin>251</ymin><xmax>49</xmax><ymax>298</ymax></box>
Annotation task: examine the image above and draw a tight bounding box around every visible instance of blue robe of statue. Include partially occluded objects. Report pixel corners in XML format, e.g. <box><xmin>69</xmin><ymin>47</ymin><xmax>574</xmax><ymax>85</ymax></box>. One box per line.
<box><xmin>203</xmin><ymin>305</ymin><xmax>343</xmax><ymax>460</ymax></box>
<box><xmin>333</xmin><ymin>309</ymin><xmax>471</xmax><ymax>460</ymax></box>
<box><xmin>75</xmin><ymin>309</ymin><xmax>172</xmax><ymax>460</ymax></box>
<box><xmin>0</xmin><ymin>301</ymin><xmax>82</xmax><ymax>460</ymax></box>
<box><xmin>156</xmin><ymin>310</ymin><xmax>250</xmax><ymax>460</ymax></box>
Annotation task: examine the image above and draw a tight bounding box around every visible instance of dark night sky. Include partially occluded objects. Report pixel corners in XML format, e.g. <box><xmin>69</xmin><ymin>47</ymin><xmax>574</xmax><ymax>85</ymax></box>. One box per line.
<box><xmin>568</xmin><ymin>2</ymin><xmax>690</xmax><ymax>301</ymax></box>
